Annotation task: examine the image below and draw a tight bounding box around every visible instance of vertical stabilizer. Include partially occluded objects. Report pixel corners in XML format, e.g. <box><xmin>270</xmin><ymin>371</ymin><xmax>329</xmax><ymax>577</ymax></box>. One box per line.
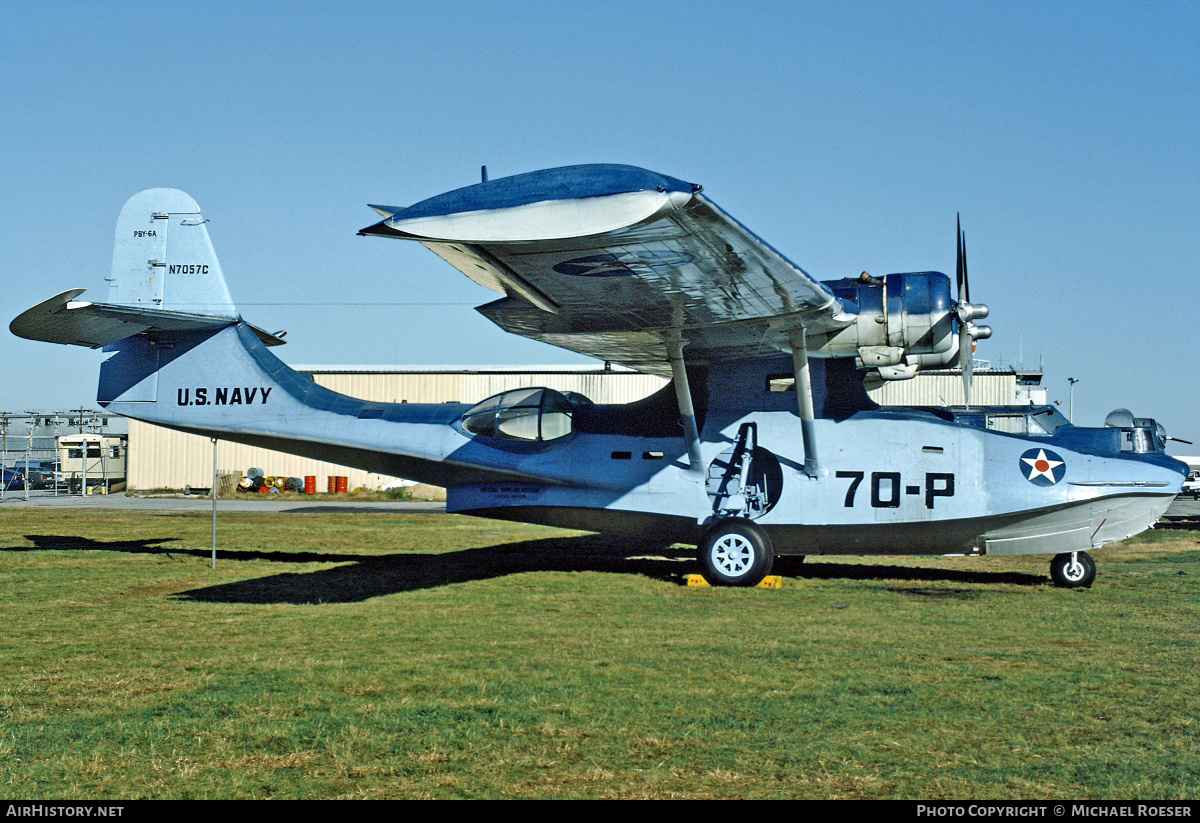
<box><xmin>108</xmin><ymin>188</ymin><xmax>237</xmax><ymax>317</ymax></box>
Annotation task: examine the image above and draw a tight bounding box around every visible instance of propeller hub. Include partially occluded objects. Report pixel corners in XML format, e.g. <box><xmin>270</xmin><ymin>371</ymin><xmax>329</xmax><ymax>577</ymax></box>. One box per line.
<box><xmin>956</xmin><ymin>302</ymin><xmax>989</xmax><ymax>323</ymax></box>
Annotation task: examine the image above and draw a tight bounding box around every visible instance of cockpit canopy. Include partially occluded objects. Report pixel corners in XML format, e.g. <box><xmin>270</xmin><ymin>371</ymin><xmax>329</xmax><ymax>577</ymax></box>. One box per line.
<box><xmin>983</xmin><ymin>406</ymin><xmax>1070</xmax><ymax>436</ymax></box>
<box><xmin>461</xmin><ymin>388</ymin><xmax>575</xmax><ymax>443</ymax></box>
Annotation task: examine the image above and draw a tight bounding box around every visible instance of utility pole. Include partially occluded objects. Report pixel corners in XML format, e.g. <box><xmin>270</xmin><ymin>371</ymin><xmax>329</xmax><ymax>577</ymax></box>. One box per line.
<box><xmin>1</xmin><ymin>412</ymin><xmax>7</xmax><ymax>501</ymax></box>
<box><xmin>211</xmin><ymin>437</ymin><xmax>218</xmax><ymax>569</ymax></box>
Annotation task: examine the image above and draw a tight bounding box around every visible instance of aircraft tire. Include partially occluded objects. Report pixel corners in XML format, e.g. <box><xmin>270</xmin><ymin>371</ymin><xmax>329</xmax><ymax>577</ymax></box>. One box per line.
<box><xmin>1050</xmin><ymin>551</ymin><xmax>1096</xmax><ymax>588</ymax></box>
<box><xmin>698</xmin><ymin>518</ymin><xmax>774</xmax><ymax>587</ymax></box>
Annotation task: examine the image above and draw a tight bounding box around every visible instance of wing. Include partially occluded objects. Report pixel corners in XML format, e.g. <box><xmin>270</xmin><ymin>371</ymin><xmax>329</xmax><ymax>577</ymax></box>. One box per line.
<box><xmin>359</xmin><ymin>164</ymin><xmax>854</xmax><ymax>376</ymax></box>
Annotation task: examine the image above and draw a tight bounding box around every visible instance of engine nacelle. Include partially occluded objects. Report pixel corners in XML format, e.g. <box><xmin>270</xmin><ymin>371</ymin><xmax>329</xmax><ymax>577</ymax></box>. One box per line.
<box><xmin>815</xmin><ymin>271</ymin><xmax>955</xmax><ymax>367</ymax></box>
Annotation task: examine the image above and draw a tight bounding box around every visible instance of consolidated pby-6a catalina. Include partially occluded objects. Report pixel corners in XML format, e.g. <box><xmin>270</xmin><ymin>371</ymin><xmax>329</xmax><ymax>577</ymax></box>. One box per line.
<box><xmin>11</xmin><ymin>164</ymin><xmax>1187</xmax><ymax>588</ymax></box>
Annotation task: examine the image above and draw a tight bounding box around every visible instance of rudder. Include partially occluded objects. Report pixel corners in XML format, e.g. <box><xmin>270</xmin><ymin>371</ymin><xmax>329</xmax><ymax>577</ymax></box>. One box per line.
<box><xmin>108</xmin><ymin>188</ymin><xmax>237</xmax><ymax>317</ymax></box>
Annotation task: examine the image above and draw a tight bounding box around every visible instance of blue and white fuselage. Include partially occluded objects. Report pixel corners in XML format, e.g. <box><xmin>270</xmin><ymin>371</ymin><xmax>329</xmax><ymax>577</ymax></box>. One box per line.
<box><xmin>92</xmin><ymin>321</ymin><xmax>1182</xmax><ymax>560</ymax></box>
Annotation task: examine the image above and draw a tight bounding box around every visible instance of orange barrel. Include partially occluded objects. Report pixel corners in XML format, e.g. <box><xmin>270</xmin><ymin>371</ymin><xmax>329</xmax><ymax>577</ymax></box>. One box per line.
<box><xmin>336</xmin><ymin>476</ymin><xmax>348</xmax><ymax>493</ymax></box>
<box><xmin>327</xmin><ymin>476</ymin><xmax>337</xmax><ymax>493</ymax></box>
<box><xmin>304</xmin><ymin>476</ymin><xmax>316</xmax><ymax>495</ymax></box>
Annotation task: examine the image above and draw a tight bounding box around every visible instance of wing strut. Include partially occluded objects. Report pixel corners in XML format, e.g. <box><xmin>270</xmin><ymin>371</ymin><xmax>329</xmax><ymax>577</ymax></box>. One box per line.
<box><xmin>666</xmin><ymin>337</ymin><xmax>705</xmax><ymax>479</ymax></box>
<box><xmin>788</xmin><ymin>329</ymin><xmax>819</xmax><ymax>477</ymax></box>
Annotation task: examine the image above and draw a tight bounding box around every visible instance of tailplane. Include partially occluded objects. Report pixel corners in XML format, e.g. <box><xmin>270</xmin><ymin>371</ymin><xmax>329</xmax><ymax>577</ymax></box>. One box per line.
<box><xmin>10</xmin><ymin>189</ymin><xmax>283</xmax><ymax>350</ymax></box>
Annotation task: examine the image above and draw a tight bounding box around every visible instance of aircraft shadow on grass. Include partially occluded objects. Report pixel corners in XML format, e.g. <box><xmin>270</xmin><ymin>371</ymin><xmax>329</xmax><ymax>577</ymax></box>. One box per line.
<box><xmin>10</xmin><ymin>532</ymin><xmax>1045</xmax><ymax>604</ymax></box>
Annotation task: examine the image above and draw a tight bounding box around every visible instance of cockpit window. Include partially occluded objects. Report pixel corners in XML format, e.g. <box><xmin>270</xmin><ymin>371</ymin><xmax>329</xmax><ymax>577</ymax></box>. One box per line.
<box><xmin>461</xmin><ymin>388</ymin><xmax>576</xmax><ymax>443</ymax></box>
<box><xmin>985</xmin><ymin>407</ymin><xmax>1069</xmax><ymax>436</ymax></box>
<box><xmin>1028</xmin><ymin>407</ymin><xmax>1069</xmax><ymax>435</ymax></box>
<box><xmin>985</xmin><ymin>414</ymin><xmax>1027</xmax><ymax>435</ymax></box>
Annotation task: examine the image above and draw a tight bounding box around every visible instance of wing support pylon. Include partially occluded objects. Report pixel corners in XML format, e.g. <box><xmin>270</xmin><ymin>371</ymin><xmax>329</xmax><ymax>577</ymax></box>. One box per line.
<box><xmin>666</xmin><ymin>336</ymin><xmax>704</xmax><ymax>476</ymax></box>
<box><xmin>666</xmin><ymin>334</ymin><xmax>714</xmax><ymax>523</ymax></box>
<box><xmin>788</xmin><ymin>328</ymin><xmax>820</xmax><ymax>478</ymax></box>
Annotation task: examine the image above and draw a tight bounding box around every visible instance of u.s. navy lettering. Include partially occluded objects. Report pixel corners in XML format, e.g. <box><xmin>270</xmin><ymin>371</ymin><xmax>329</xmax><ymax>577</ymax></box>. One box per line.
<box><xmin>177</xmin><ymin>387</ymin><xmax>272</xmax><ymax>406</ymax></box>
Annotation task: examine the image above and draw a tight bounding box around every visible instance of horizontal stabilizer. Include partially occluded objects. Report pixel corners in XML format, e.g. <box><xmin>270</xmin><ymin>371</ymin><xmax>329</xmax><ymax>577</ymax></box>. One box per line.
<box><xmin>10</xmin><ymin>289</ymin><xmax>286</xmax><ymax>349</ymax></box>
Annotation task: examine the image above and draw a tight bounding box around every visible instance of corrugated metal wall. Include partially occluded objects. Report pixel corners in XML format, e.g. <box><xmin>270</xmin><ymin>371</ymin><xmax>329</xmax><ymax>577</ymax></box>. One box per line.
<box><xmin>867</xmin><ymin>371</ymin><xmax>1016</xmax><ymax>407</ymax></box>
<box><xmin>127</xmin><ymin>367</ymin><xmax>667</xmax><ymax>490</ymax></box>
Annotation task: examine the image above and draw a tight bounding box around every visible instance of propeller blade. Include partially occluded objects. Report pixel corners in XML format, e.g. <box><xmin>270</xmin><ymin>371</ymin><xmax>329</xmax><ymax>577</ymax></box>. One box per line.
<box><xmin>961</xmin><ymin>229</ymin><xmax>970</xmax><ymax>304</ymax></box>
<box><xmin>954</xmin><ymin>215</ymin><xmax>981</xmax><ymax>407</ymax></box>
<box><xmin>956</xmin><ymin>214</ymin><xmax>964</xmax><ymax>299</ymax></box>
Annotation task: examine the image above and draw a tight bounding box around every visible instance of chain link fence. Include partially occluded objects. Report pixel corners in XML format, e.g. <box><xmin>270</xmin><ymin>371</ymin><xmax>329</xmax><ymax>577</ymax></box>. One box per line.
<box><xmin>0</xmin><ymin>410</ymin><xmax>127</xmax><ymax>500</ymax></box>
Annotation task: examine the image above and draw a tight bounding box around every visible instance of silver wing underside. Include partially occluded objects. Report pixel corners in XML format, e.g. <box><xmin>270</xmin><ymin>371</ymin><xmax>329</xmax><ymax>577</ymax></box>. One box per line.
<box><xmin>361</xmin><ymin>165</ymin><xmax>854</xmax><ymax>375</ymax></box>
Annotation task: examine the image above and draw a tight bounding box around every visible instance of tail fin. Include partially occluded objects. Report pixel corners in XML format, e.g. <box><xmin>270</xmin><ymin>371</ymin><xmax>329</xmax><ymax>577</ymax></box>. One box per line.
<box><xmin>11</xmin><ymin>189</ymin><xmax>282</xmax><ymax>349</ymax></box>
<box><xmin>10</xmin><ymin>188</ymin><xmax>519</xmax><ymax>486</ymax></box>
<box><xmin>107</xmin><ymin>188</ymin><xmax>236</xmax><ymax>317</ymax></box>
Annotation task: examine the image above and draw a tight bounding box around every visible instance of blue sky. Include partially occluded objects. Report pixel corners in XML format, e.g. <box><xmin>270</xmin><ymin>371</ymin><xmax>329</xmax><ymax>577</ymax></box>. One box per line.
<box><xmin>3</xmin><ymin>1</ymin><xmax>1198</xmax><ymax>446</ymax></box>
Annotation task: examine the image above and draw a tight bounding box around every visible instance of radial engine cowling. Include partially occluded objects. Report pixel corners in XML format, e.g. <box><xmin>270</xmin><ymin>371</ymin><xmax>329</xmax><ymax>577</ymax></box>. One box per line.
<box><xmin>819</xmin><ymin>271</ymin><xmax>957</xmax><ymax>373</ymax></box>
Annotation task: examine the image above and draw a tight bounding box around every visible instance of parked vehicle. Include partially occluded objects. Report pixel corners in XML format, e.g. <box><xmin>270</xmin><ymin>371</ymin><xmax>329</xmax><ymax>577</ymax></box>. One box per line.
<box><xmin>1183</xmin><ymin>469</ymin><xmax>1200</xmax><ymax>500</ymax></box>
<box><xmin>35</xmin><ymin>461</ymin><xmax>65</xmax><ymax>488</ymax></box>
<box><xmin>13</xmin><ymin>462</ymin><xmax>54</xmax><ymax>490</ymax></box>
<box><xmin>1</xmin><ymin>467</ymin><xmax>25</xmax><ymax>491</ymax></box>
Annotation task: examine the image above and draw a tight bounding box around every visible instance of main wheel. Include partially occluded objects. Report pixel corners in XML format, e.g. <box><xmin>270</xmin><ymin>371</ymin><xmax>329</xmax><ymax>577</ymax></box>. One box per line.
<box><xmin>698</xmin><ymin>518</ymin><xmax>774</xmax><ymax>587</ymax></box>
<box><xmin>1050</xmin><ymin>551</ymin><xmax>1096</xmax><ymax>588</ymax></box>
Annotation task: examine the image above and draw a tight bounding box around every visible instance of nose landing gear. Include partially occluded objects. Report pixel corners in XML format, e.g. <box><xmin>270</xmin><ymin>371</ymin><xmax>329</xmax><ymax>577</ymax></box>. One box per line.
<box><xmin>1050</xmin><ymin>551</ymin><xmax>1096</xmax><ymax>588</ymax></box>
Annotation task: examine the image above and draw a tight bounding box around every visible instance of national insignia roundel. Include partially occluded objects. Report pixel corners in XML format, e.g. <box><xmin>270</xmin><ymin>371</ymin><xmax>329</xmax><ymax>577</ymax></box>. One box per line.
<box><xmin>1019</xmin><ymin>448</ymin><xmax>1066</xmax><ymax>486</ymax></box>
<box><xmin>552</xmin><ymin>251</ymin><xmax>694</xmax><ymax>277</ymax></box>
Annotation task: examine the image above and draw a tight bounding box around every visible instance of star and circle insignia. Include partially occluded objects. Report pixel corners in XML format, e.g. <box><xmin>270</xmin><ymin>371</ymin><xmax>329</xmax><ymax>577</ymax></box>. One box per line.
<box><xmin>552</xmin><ymin>251</ymin><xmax>693</xmax><ymax>277</ymax></box>
<box><xmin>1019</xmin><ymin>448</ymin><xmax>1066</xmax><ymax>486</ymax></box>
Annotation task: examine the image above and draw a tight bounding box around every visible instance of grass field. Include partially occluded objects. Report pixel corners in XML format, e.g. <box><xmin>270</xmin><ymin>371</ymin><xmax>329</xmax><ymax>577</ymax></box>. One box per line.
<box><xmin>1</xmin><ymin>507</ymin><xmax>1198</xmax><ymax>799</ymax></box>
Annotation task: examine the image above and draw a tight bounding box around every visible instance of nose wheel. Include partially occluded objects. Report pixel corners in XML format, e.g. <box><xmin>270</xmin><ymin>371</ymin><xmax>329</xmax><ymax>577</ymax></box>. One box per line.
<box><xmin>1050</xmin><ymin>551</ymin><xmax>1096</xmax><ymax>588</ymax></box>
<box><xmin>698</xmin><ymin>518</ymin><xmax>775</xmax><ymax>587</ymax></box>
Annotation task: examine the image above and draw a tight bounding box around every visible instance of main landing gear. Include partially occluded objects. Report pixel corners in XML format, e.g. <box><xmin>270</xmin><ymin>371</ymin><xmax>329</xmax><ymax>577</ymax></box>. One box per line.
<box><xmin>698</xmin><ymin>518</ymin><xmax>775</xmax><ymax>587</ymax></box>
<box><xmin>1050</xmin><ymin>551</ymin><xmax>1096</xmax><ymax>588</ymax></box>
